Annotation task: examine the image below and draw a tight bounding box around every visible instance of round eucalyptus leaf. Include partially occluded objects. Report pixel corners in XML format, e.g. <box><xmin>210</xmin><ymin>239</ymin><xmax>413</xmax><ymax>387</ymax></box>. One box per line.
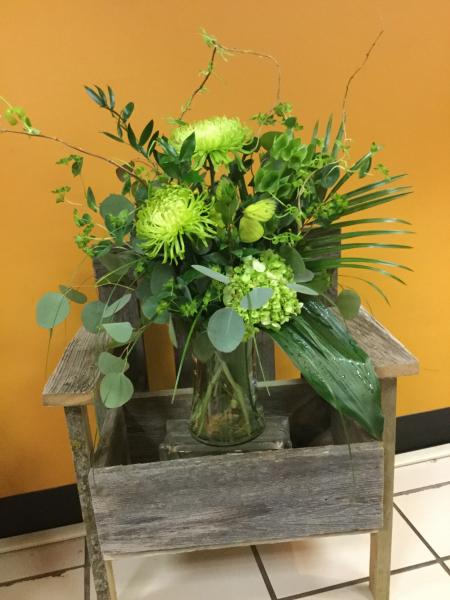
<box><xmin>36</xmin><ymin>292</ymin><xmax>70</xmax><ymax>329</ymax></box>
<box><xmin>59</xmin><ymin>285</ymin><xmax>87</xmax><ymax>304</ymax></box>
<box><xmin>103</xmin><ymin>293</ymin><xmax>132</xmax><ymax>318</ymax></box>
<box><xmin>151</xmin><ymin>263</ymin><xmax>174</xmax><ymax>295</ymax></box>
<box><xmin>192</xmin><ymin>331</ymin><xmax>215</xmax><ymax>362</ymax></box>
<box><xmin>278</xmin><ymin>247</ymin><xmax>314</xmax><ymax>283</ymax></box>
<box><xmin>192</xmin><ymin>264</ymin><xmax>230</xmax><ymax>284</ymax></box>
<box><xmin>102</xmin><ymin>322</ymin><xmax>133</xmax><ymax>343</ymax></box>
<box><xmin>100</xmin><ymin>372</ymin><xmax>134</xmax><ymax>408</ymax></box>
<box><xmin>287</xmin><ymin>283</ymin><xmax>319</xmax><ymax>296</ymax></box>
<box><xmin>153</xmin><ymin>310</ymin><xmax>169</xmax><ymax>324</ymax></box>
<box><xmin>81</xmin><ymin>301</ymin><xmax>106</xmax><ymax>333</ymax></box>
<box><xmin>336</xmin><ymin>289</ymin><xmax>361</xmax><ymax>320</ymax></box>
<box><xmin>240</xmin><ymin>287</ymin><xmax>273</xmax><ymax>310</ymax></box>
<box><xmin>168</xmin><ymin>315</ymin><xmax>178</xmax><ymax>348</ymax></box>
<box><xmin>98</xmin><ymin>351</ymin><xmax>129</xmax><ymax>375</ymax></box>
<box><xmin>135</xmin><ymin>277</ymin><xmax>152</xmax><ymax>301</ymax></box>
<box><xmin>99</xmin><ymin>194</ymin><xmax>134</xmax><ymax>219</ymax></box>
<box><xmin>207</xmin><ymin>307</ymin><xmax>245</xmax><ymax>353</ymax></box>
<box><xmin>141</xmin><ymin>296</ymin><xmax>158</xmax><ymax>320</ymax></box>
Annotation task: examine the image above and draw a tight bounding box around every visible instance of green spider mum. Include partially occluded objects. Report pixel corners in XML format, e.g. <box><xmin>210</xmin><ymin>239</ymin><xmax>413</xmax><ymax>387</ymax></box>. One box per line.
<box><xmin>170</xmin><ymin>116</ymin><xmax>253</xmax><ymax>169</ymax></box>
<box><xmin>136</xmin><ymin>185</ymin><xmax>216</xmax><ymax>263</ymax></box>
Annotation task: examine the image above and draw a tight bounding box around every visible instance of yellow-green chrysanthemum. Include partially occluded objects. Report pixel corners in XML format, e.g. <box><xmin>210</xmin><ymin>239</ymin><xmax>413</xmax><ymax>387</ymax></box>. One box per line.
<box><xmin>170</xmin><ymin>116</ymin><xmax>253</xmax><ymax>169</ymax></box>
<box><xmin>136</xmin><ymin>185</ymin><xmax>216</xmax><ymax>263</ymax></box>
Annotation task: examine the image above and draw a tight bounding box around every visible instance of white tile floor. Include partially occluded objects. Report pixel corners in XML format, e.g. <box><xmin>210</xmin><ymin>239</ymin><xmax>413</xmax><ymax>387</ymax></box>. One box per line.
<box><xmin>0</xmin><ymin>445</ymin><xmax>449</xmax><ymax>600</ymax></box>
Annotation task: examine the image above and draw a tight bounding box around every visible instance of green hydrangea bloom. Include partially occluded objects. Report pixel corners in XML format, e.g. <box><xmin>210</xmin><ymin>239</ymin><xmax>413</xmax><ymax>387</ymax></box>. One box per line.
<box><xmin>223</xmin><ymin>250</ymin><xmax>302</xmax><ymax>332</ymax></box>
<box><xmin>136</xmin><ymin>185</ymin><xmax>216</xmax><ymax>263</ymax></box>
<box><xmin>170</xmin><ymin>116</ymin><xmax>253</xmax><ymax>169</ymax></box>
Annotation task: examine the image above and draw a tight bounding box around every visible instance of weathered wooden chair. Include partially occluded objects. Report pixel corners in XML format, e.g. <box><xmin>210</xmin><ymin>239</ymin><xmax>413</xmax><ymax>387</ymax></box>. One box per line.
<box><xmin>42</xmin><ymin>268</ymin><xmax>418</xmax><ymax>600</ymax></box>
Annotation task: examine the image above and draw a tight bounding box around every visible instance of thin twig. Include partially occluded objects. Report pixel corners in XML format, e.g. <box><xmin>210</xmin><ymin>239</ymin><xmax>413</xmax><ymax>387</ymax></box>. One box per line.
<box><xmin>180</xmin><ymin>46</ymin><xmax>217</xmax><ymax>120</ymax></box>
<box><xmin>0</xmin><ymin>128</ymin><xmax>146</xmax><ymax>184</ymax></box>
<box><xmin>218</xmin><ymin>43</ymin><xmax>281</xmax><ymax>108</ymax></box>
<box><xmin>341</xmin><ymin>29</ymin><xmax>384</xmax><ymax>136</ymax></box>
<box><xmin>180</xmin><ymin>34</ymin><xmax>282</xmax><ymax>120</ymax></box>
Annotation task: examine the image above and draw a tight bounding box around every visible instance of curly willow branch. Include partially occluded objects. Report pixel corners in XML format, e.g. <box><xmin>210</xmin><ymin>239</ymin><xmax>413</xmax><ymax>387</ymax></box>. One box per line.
<box><xmin>341</xmin><ymin>29</ymin><xmax>384</xmax><ymax>137</ymax></box>
<box><xmin>0</xmin><ymin>128</ymin><xmax>146</xmax><ymax>184</ymax></box>
<box><xmin>180</xmin><ymin>34</ymin><xmax>282</xmax><ymax>120</ymax></box>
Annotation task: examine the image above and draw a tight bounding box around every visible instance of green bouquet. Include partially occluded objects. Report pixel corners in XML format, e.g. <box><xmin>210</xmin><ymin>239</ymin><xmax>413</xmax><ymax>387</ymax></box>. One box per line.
<box><xmin>2</xmin><ymin>32</ymin><xmax>412</xmax><ymax>444</ymax></box>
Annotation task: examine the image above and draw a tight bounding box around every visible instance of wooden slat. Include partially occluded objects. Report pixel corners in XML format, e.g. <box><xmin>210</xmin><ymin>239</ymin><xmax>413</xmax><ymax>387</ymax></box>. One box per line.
<box><xmin>93</xmin><ymin>408</ymin><xmax>130</xmax><ymax>468</ymax></box>
<box><xmin>347</xmin><ymin>308</ymin><xmax>419</xmax><ymax>378</ymax></box>
<box><xmin>370</xmin><ymin>378</ymin><xmax>397</xmax><ymax>598</ymax></box>
<box><xmin>65</xmin><ymin>406</ymin><xmax>115</xmax><ymax>599</ymax></box>
<box><xmin>90</xmin><ymin>442</ymin><xmax>383</xmax><ymax>558</ymax></box>
<box><xmin>43</xmin><ymin>328</ymin><xmax>107</xmax><ymax>406</ymax></box>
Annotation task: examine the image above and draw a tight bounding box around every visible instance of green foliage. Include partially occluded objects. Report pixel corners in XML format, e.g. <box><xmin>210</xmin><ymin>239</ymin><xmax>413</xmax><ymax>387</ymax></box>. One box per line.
<box><xmin>100</xmin><ymin>372</ymin><xmax>134</xmax><ymax>407</ymax></box>
<box><xmin>207</xmin><ymin>307</ymin><xmax>245</xmax><ymax>353</ymax></box>
<box><xmin>192</xmin><ymin>264</ymin><xmax>230</xmax><ymax>284</ymax></box>
<box><xmin>103</xmin><ymin>322</ymin><xmax>133</xmax><ymax>343</ymax></box>
<box><xmin>98</xmin><ymin>351</ymin><xmax>129</xmax><ymax>374</ymax></box>
<box><xmin>81</xmin><ymin>301</ymin><xmax>106</xmax><ymax>332</ymax></box>
<box><xmin>336</xmin><ymin>289</ymin><xmax>361</xmax><ymax>320</ymax></box>
<box><xmin>52</xmin><ymin>186</ymin><xmax>71</xmax><ymax>203</ymax></box>
<box><xmin>192</xmin><ymin>330</ymin><xmax>215</xmax><ymax>362</ymax></box>
<box><xmin>36</xmin><ymin>292</ymin><xmax>70</xmax><ymax>329</ymax></box>
<box><xmin>268</xmin><ymin>300</ymin><xmax>383</xmax><ymax>439</ymax></box>
<box><xmin>24</xmin><ymin>68</ymin><xmax>413</xmax><ymax>424</ymax></box>
<box><xmin>240</xmin><ymin>287</ymin><xmax>273</xmax><ymax>309</ymax></box>
<box><xmin>59</xmin><ymin>285</ymin><xmax>87</xmax><ymax>304</ymax></box>
<box><xmin>56</xmin><ymin>154</ymin><xmax>83</xmax><ymax>177</ymax></box>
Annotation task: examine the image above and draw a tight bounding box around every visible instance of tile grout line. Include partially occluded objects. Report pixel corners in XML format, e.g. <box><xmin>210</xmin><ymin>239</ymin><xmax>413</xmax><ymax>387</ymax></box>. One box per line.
<box><xmin>250</xmin><ymin>545</ymin><xmax>278</xmax><ymax>600</ymax></box>
<box><xmin>0</xmin><ymin>564</ymin><xmax>84</xmax><ymax>588</ymax></box>
<box><xmin>277</xmin><ymin>576</ymin><xmax>370</xmax><ymax>600</ymax></box>
<box><xmin>394</xmin><ymin>503</ymin><xmax>450</xmax><ymax>576</ymax></box>
<box><xmin>278</xmin><ymin>560</ymin><xmax>441</xmax><ymax>600</ymax></box>
<box><xmin>394</xmin><ymin>480</ymin><xmax>450</xmax><ymax>497</ymax></box>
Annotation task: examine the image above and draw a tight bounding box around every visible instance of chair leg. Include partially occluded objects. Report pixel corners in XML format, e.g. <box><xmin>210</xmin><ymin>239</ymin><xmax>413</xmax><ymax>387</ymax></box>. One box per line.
<box><xmin>65</xmin><ymin>406</ymin><xmax>117</xmax><ymax>600</ymax></box>
<box><xmin>369</xmin><ymin>378</ymin><xmax>397</xmax><ymax>600</ymax></box>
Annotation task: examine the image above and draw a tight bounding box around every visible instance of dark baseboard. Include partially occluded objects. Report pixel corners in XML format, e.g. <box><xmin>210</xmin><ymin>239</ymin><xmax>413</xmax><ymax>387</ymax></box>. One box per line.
<box><xmin>0</xmin><ymin>484</ymin><xmax>81</xmax><ymax>539</ymax></box>
<box><xmin>1</xmin><ymin>407</ymin><xmax>449</xmax><ymax>539</ymax></box>
<box><xmin>395</xmin><ymin>407</ymin><xmax>450</xmax><ymax>454</ymax></box>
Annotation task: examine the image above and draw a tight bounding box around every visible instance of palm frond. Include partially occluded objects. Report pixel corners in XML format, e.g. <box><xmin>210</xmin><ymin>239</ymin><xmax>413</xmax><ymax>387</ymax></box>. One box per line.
<box><xmin>340</xmin><ymin>174</ymin><xmax>407</xmax><ymax>199</ymax></box>
<box><xmin>303</xmin><ymin>242</ymin><xmax>412</xmax><ymax>257</ymax></box>
<box><xmin>331</xmin><ymin>121</ymin><xmax>345</xmax><ymax>159</ymax></box>
<box><xmin>307</xmin><ymin>217</ymin><xmax>412</xmax><ymax>234</ymax></box>
<box><xmin>339</xmin><ymin>274</ymin><xmax>391</xmax><ymax>305</ymax></box>
<box><xmin>322</xmin><ymin>115</ymin><xmax>333</xmax><ymax>153</ymax></box>
<box><xmin>306</xmin><ymin>256</ymin><xmax>412</xmax><ymax>271</ymax></box>
<box><xmin>304</xmin><ymin>260</ymin><xmax>408</xmax><ymax>285</ymax></box>
<box><xmin>304</xmin><ymin>229</ymin><xmax>413</xmax><ymax>248</ymax></box>
<box><xmin>328</xmin><ymin>151</ymin><xmax>372</xmax><ymax>195</ymax></box>
<box><xmin>310</xmin><ymin>120</ymin><xmax>319</xmax><ymax>144</ymax></box>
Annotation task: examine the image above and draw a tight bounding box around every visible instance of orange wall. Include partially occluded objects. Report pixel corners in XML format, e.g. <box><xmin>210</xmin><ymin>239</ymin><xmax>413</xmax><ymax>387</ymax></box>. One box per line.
<box><xmin>1</xmin><ymin>0</ymin><xmax>449</xmax><ymax>497</ymax></box>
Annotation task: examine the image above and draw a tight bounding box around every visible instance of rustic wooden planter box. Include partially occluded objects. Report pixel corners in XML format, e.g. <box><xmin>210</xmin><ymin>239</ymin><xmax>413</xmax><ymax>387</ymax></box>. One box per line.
<box><xmin>90</xmin><ymin>381</ymin><xmax>384</xmax><ymax>558</ymax></box>
<box><xmin>43</xmin><ymin>307</ymin><xmax>418</xmax><ymax>600</ymax></box>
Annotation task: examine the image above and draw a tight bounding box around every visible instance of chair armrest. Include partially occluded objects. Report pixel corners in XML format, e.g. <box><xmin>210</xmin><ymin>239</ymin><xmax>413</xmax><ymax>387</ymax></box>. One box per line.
<box><xmin>347</xmin><ymin>307</ymin><xmax>419</xmax><ymax>378</ymax></box>
<box><xmin>43</xmin><ymin>328</ymin><xmax>107</xmax><ymax>407</ymax></box>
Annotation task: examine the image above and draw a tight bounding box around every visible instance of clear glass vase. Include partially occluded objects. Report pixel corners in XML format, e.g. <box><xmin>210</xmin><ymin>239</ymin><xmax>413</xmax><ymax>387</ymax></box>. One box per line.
<box><xmin>190</xmin><ymin>340</ymin><xmax>265</xmax><ymax>446</ymax></box>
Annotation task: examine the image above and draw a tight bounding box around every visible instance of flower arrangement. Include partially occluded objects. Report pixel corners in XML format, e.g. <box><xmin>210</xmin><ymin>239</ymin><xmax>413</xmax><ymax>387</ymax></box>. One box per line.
<box><xmin>1</xmin><ymin>31</ymin><xmax>412</xmax><ymax>444</ymax></box>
